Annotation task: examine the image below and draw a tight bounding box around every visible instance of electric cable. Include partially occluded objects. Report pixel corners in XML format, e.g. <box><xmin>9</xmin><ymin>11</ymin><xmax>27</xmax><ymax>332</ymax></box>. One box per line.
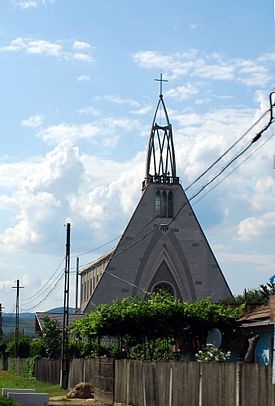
<box><xmin>103</xmin><ymin>111</ymin><xmax>274</xmax><ymax>270</ymax></box>
<box><xmin>185</xmin><ymin>108</ymin><xmax>271</xmax><ymax>192</ymax></box>
<box><xmin>192</xmin><ymin>131</ymin><xmax>275</xmax><ymax>207</ymax></box>
<box><xmin>21</xmin><ymin>257</ymin><xmax>65</xmax><ymax>304</ymax></box>
<box><xmin>21</xmin><ymin>270</ymin><xmax>64</xmax><ymax>312</ymax></box>
<box><xmin>73</xmin><ymin>103</ymin><xmax>274</xmax><ymax>267</ymax></box>
<box><xmin>24</xmin><ymin>93</ymin><xmax>275</xmax><ymax>308</ymax></box>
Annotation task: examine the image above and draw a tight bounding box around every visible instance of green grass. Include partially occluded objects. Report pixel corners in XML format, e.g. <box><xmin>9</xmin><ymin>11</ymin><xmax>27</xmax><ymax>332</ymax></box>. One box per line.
<box><xmin>0</xmin><ymin>397</ymin><xmax>20</xmax><ymax>406</ymax></box>
<box><xmin>0</xmin><ymin>370</ymin><xmax>68</xmax><ymax>398</ymax></box>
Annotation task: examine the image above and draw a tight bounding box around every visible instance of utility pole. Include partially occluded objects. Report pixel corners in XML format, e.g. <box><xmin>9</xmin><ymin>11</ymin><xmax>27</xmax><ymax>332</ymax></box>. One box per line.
<box><xmin>75</xmin><ymin>257</ymin><xmax>79</xmax><ymax>311</ymax></box>
<box><xmin>12</xmin><ymin>280</ymin><xmax>24</xmax><ymax>358</ymax></box>
<box><xmin>0</xmin><ymin>303</ymin><xmax>4</xmax><ymax>344</ymax></box>
<box><xmin>60</xmin><ymin>223</ymin><xmax>71</xmax><ymax>389</ymax></box>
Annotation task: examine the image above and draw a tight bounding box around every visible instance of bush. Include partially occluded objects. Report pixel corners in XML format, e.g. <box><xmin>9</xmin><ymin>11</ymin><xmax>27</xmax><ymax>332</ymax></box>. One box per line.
<box><xmin>195</xmin><ymin>344</ymin><xmax>231</xmax><ymax>362</ymax></box>
<box><xmin>5</xmin><ymin>336</ymin><xmax>32</xmax><ymax>358</ymax></box>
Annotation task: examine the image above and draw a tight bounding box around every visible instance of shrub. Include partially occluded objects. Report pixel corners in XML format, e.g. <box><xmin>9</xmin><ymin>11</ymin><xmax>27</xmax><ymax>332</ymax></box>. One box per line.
<box><xmin>195</xmin><ymin>344</ymin><xmax>231</xmax><ymax>362</ymax></box>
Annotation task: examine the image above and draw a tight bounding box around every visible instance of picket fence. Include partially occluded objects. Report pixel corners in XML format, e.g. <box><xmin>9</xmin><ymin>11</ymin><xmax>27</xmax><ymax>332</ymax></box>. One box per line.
<box><xmin>6</xmin><ymin>357</ymin><xmax>275</xmax><ymax>406</ymax></box>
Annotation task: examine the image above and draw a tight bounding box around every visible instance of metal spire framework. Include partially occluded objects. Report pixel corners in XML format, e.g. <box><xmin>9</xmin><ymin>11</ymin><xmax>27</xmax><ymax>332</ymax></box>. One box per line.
<box><xmin>142</xmin><ymin>74</ymin><xmax>179</xmax><ymax>190</ymax></box>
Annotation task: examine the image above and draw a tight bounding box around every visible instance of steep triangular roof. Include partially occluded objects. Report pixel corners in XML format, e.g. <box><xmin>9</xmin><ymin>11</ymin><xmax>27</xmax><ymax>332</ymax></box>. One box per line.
<box><xmin>83</xmin><ymin>88</ymin><xmax>232</xmax><ymax>312</ymax></box>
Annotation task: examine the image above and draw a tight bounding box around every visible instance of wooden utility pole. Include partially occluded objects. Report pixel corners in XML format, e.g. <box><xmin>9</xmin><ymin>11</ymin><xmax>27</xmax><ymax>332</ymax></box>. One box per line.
<box><xmin>12</xmin><ymin>280</ymin><xmax>24</xmax><ymax>358</ymax></box>
<box><xmin>0</xmin><ymin>303</ymin><xmax>4</xmax><ymax>343</ymax></box>
<box><xmin>75</xmin><ymin>257</ymin><xmax>79</xmax><ymax>310</ymax></box>
<box><xmin>60</xmin><ymin>223</ymin><xmax>71</xmax><ymax>389</ymax></box>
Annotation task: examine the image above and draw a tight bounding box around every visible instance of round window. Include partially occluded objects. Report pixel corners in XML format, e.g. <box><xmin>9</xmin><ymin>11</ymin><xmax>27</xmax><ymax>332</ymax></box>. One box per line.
<box><xmin>153</xmin><ymin>282</ymin><xmax>175</xmax><ymax>297</ymax></box>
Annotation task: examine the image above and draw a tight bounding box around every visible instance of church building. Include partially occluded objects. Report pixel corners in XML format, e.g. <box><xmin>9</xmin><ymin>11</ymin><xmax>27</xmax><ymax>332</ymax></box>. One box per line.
<box><xmin>80</xmin><ymin>86</ymin><xmax>232</xmax><ymax>313</ymax></box>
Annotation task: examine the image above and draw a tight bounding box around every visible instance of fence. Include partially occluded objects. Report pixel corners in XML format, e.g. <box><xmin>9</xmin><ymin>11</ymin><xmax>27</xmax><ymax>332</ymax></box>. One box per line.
<box><xmin>5</xmin><ymin>358</ymin><xmax>274</xmax><ymax>406</ymax></box>
<box><xmin>69</xmin><ymin>357</ymin><xmax>114</xmax><ymax>404</ymax></box>
<box><xmin>34</xmin><ymin>358</ymin><xmax>61</xmax><ymax>384</ymax></box>
<box><xmin>114</xmin><ymin>360</ymin><xmax>274</xmax><ymax>406</ymax></box>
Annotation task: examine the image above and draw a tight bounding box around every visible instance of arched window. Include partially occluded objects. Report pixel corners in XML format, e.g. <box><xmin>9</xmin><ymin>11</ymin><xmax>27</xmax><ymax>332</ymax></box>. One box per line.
<box><xmin>168</xmin><ymin>191</ymin><xmax>173</xmax><ymax>217</ymax></box>
<box><xmin>155</xmin><ymin>190</ymin><xmax>161</xmax><ymax>216</ymax></box>
<box><xmin>153</xmin><ymin>282</ymin><xmax>175</xmax><ymax>297</ymax></box>
<box><xmin>161</xmin><ymin>191</ymin><xmax>167</xmax><ymax>217</ymax></box>
<box><xmin>155</xmin><ymin>189</ymin><xmax>173</xmax><ymax>217</ymax></box>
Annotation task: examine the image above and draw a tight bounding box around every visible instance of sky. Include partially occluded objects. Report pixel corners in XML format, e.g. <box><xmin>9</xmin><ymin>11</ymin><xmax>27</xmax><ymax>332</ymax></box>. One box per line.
<box><xmin>1</xmin><ymin>0</ymin><xmax>275</xmax><ymax>313</ymax></box>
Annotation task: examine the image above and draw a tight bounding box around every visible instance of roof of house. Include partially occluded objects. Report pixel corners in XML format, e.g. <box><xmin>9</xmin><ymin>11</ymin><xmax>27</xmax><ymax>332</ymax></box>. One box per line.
<box><xmin>238</xmin><ymin>305</ymin><xmax>274</xmax><ymax>328</ymax></box>
<box><xmin>35</xmin><ymin>311</ymin><xmax>86</xmax><ymax>332</ymax></box>
<box><xmin>80</xmin><ymin>249</ymin><xmax>115</xmax><ymax>275</ymax></box>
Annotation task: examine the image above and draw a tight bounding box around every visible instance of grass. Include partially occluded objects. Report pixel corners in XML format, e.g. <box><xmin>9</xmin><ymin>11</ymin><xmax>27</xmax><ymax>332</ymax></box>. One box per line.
<box><xmin>0</xmin><ymin>397</ymin><xmax>20</xmax><ymax>406</ymax></box>
<box><xmin>0</xmin><ymin>370</ymin><xmax>68</xmax><ymax>398</ymax></box>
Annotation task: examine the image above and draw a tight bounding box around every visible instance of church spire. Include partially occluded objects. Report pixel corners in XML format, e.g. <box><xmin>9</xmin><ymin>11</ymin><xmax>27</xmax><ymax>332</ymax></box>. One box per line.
<box><xmin>142</xmin><ymin>75</ymin><xmax>179</xmax><ymax>190</ymax></box>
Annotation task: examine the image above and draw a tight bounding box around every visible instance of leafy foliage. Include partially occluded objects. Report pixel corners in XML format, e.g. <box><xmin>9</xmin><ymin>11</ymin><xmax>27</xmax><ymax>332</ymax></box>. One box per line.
<box><xmin>37</xmin><ymin>317</ymin><xmax>62</xmax><ymax>359</ymax></box>
<box><xmin>195</xmin><ymin>343</ymin><xmax>231</xmax><ymax>362</ymax></box>
<box><xmin>70</xmin><ymin>292</ymin><xmax>243</xmax><ymax>360</ymax></box>
<box><xmin>221</xmin><ymin>282</ymin><xmax>275</xmax><ymax>305</ymax></box>
<box><xmin>5</xmin><ymin>336</ymin><xmax>32</xmax><ymax>358</ymax></box>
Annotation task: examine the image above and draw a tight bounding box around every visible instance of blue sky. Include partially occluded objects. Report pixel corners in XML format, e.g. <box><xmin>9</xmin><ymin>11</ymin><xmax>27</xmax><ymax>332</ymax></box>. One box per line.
<box><xmin>1</xmin><ymin>0</ymin><xmax>275</xmax><ymax>312</ymax></box>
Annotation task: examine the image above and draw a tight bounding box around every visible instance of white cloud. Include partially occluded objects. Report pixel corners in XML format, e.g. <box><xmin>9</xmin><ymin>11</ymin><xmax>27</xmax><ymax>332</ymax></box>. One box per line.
<box><xmin>133</xmin><ymin>49</ymin><xmax>270</xmax><ymax>86</ymax></box>
<box><xmin>237</xmin><ymin>212</ymin><xmax>275</xmax><ymax>241</ymax></box>
<box><xmin>166</xmin><ymin>83</ymin><xmax>199</xmax><ymax>100</ymax></box>
<box><xmin>73</xmin><ymin>41</ymin><xmax>91</xmax><ymax>50</ymax></box>
<box><xmin>130</xmin><ymin>105</ymin><xmax>152</xmax><ymax>115</ymax></box>
<box><xmin>11</xmin><ymin>0</ymin><xmax>55</xmax><ymax>9</ymax></box>
<box><xmin>77</xmin><ymin>75</ymin><xmax>91</xmax><ymax>82</ymax></box>
<box><xmin>78</xmin><ymin>106</ymin><xmax>101</xmax><ymax>116</ymax></box>
<box><xmin>37</xmin><ymin>116</ymin><xmax>140</xmax><ymax>145</ymax></box>
<box><xmin>21</xmin><ymin>114</ymin><xmax>44</xmax><ymax>127</ymax></box>
<box><xmin>1</xmin><ymin>37</ymin><xmax>93</xmax><ymax>62</ymax></box>
<box><xmin>72</xmin><ymin>53</ymin><xmax>93</xmax><ymax>62</ymax></box>
<box><xmin>38</xmin><ymin>123</ymin><xmax>101</xmax><ymax>144</ymax></box>
<box><xmin>0</xmin><ymin>142</ymin><xmax>84</xmax><ymax>249</ymax></box>
<box><xmin>97</xmin><ymin>95</ymin><xmax>140</xmax><ymax>107</ymax></box>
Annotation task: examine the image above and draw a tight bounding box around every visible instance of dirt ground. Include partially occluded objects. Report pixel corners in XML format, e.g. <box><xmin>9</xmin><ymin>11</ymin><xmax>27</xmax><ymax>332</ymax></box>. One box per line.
<box><xmin>49</xmin><ymin>397</ymin><xmax>110</xmax><ymax>406</ymax></box>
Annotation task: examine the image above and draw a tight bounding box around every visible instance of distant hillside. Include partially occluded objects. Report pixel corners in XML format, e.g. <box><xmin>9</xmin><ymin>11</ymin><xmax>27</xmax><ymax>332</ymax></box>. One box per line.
<box><xmin>47</xmin><ymin>307</ymin><xmax>75</xmax><ymax>314</ymax></box>
<box><xmin>2</xmin><ymin>307</ymin><xmax>76</xmax><ymax>338</ymax></box>
<box><xmin>3</xmin><ymin>313</ymin><xmax>35</xmax><ymax>337</ymax></box>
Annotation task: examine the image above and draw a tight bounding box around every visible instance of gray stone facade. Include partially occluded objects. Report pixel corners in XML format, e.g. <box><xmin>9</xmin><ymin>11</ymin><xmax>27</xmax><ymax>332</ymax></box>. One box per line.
<box><xmin>83</xmin><ymin>181</ymin><xmax>232</xmax><ymax>313</ymax></box>
<box><xmin>81</xmin><ymin>92</ymin><xmax>232</xmax><ymax>313</ymax></box>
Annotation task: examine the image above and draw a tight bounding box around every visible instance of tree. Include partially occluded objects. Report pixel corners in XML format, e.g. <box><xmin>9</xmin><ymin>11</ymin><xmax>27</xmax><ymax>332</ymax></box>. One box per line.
<box><xmin>221</xmin><ymin>282</ymin><xmax>275</xmax><ymax>305</ymax></box>
<box><xmin>38</xmin><ymin>317</ymin><xmax>62</xmax><ymax>359</ymax></box>
<box><xmin>70</xmin><ymin>292</ymin><xmax>244</xmax><ymax>360</ymax></box>
<box><xmin>5</xmin><ymin>336</ymin><xmax>32</xmax><ymax>358</ymax></box>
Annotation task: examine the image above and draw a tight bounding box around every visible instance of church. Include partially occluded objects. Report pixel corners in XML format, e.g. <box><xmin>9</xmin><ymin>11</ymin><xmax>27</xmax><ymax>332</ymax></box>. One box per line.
<box><xmin>80</xmin><ymin>84</ymin><xmax>232</xmax><ymax>313</ymax></box>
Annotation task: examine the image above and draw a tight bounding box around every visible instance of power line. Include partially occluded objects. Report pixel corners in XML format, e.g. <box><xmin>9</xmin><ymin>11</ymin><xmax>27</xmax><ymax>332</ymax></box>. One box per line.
<box><xmin>21</xmin><ymin>271</ymin><xmax>64</xmax><ymax>312</ymax></box>
<box><xmin>72</xmin><ymin>236</ymin><xmax>121</xmax><ymax>259</ymax></box>
<box><xmin>192</xmin><ymin>131</ymin><xmax>275</xmax><ymax>206</ymax></box>
<box><xmin>104</xmin><ymin>107</ymin><xmax>275</xmax><ymax>272</ymax></box>
<box><xmin>73</xmin><ymin>98</ymin><xmax>275</xmax><ymax>270</ymax></box>
<box><xmin>21</xmin><ymin>257</ymin><xmax>65</xmax><ymax>304</ymax></box>
<box><xmin>23</xmin><ymin>93</ymin><xmax>275</xmax><ymax>308</ymax></box>
<box><xmin>21</xmin><ymin>267</ymin><xmax>64</xmax><ymax>306</ymax></box>
<box><xmin>185</xmin><ymin>107</ymin><xmax>272</xmax><ymax>192</ymax></box>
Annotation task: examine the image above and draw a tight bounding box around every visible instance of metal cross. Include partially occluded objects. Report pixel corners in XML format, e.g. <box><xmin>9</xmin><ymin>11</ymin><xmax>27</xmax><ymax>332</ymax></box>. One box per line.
<box><xmin>155</xmin><ymin>73</ymin><xmax>168</xmax><ymax>96</ymax></box>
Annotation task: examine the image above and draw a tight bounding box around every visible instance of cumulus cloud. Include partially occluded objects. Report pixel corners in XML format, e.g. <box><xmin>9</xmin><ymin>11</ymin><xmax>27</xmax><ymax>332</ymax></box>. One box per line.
<box><xmin>73</xmin><ymin>41</ymin><xmax>91</xmax><ymax>50</ymax></box>
<box><xmin>1</xmin><ymin>37</ymin><xmax>93</xmax><ymax>62</ymax></box>
<box><xmin>237</xmin><ymin>212</ymin><xmax>275</xmax><ymax>241</ymax></box>
<box><xmin>21</xmin><ymin>114</ymin><xmax>44</xmax><ymax>127</ymax></box>
<box><xmin>166</xmin><ymin>83</ymin><xmax>199</xmax><ymax>100</ymax></box>
<box><xmin>38</xmin><ymin>116</ymin><xmax>140</xmax><ymax>145</ymax></box>
<box><xmin>38</xmin><ymin>123</ymin><xmax>101</xmax><ymax>144</ymax></box>
<box><xmin>133</xmin><ymin>49</ymin><xmax>270</xmax><ymax>86</ymax></box>
<box><xmin>0</xmin><ymin>142</ymin><xmax>84</xmax><ymax>249</ymax></box>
